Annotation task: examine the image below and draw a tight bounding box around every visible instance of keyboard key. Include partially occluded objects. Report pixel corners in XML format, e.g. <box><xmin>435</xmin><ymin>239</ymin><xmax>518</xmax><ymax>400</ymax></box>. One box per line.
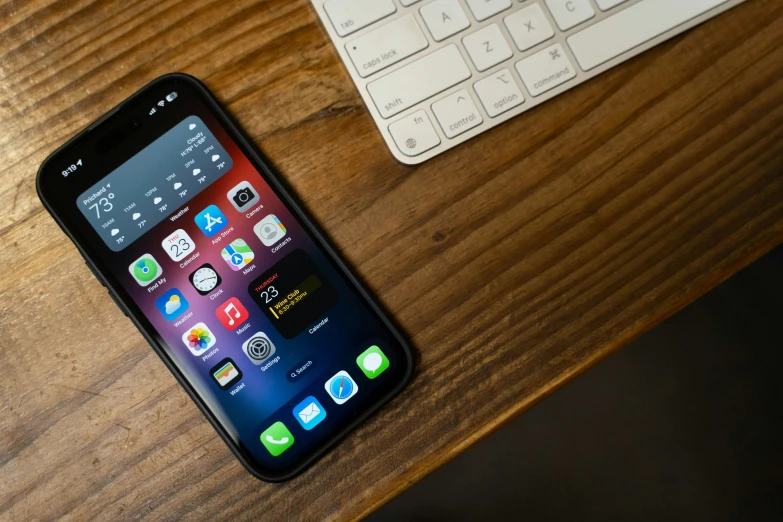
<box><xmin>474</xmin><ymin>69</ymin><xmax>524</xmax><ymax>117</ymax></box>
<box><xmin>595</xmin><ymin>0</ymin><xmax>630</xmax><ymax>10</ymax></box>
<box><xmin>544</xmin><ymin>0</ymin><xmax>595</xmax><ymax>31</ymax></box>
<box><xmin>504</xmin><ymin>4</ymin><xmax>555</xmax><ymax>52</ymax></box>
<box><xmin>432</xmin><ymin>90</ymin><xmax>483</xmax><ymax>139</ymax></box>
<box><xmin>324</xmin><ymin>0</ymin><xmax>396</xmax><ymax>37</ymax></box>
<box><xmin>567</xmin><ymin>0</ymin><xmax>729</xmax><ymax>71</ymax></box>
<box><xmin>463</xmin><ymin>24</ymin><xmax>513</xmax><ymax>72</ymax></box>
<box><xmin>465</xmin><ymin>0</ymin><xmax>512</xmax><ymax>22</ymax></box>
<box><xmin>515</xmin><ymin>43</ymin><xmax>577</xmax><ymax>97</ymax></box>
<box><xmin>389</xmin><ymin>111</ymin><xmax>441</xmax><ymax>157</ymax></box>
<box><xmin>312</xmin><ymin>0</ymin><xmax>741</xmax><ymax>164</ymax></box>
<box><xmin>367</xmin><ymin>45</ymin><xmax>472</xmax><ymax>119</ymax></box>
<box><xmin>420</xmin><ymin>0</ymin><xmax>471</xmax><ymax>42</ymax></box>
<box><xmin>346</xmin><ymin>15</ymin><xmax>429</xmax><ymax>78</ymax></box>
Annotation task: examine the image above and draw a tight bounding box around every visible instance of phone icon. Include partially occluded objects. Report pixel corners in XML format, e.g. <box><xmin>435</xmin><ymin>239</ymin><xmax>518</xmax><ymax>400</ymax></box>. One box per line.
<box><xmin>260</xmin><ymin>421</ymin><xmax>294</xmax><ymax>456</ymax></box>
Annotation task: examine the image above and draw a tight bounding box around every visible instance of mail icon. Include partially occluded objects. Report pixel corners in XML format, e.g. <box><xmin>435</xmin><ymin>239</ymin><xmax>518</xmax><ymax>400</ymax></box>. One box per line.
<box><xmin>293</xmin><ymin>396</ymin><xmax>327</xmax><ymax>430</ymax></box>
<box><xmin>299</xmin><ymin>402</ymin><xmax>321</xmax><ymax>423</ymax></box>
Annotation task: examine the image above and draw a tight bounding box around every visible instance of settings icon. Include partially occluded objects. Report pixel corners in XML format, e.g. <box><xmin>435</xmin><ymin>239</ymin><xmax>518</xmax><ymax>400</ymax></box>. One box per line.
<box><xmin>242</xmin><ymin>332</ymin><xmax>276</xmax><ymax>365</ymax></box>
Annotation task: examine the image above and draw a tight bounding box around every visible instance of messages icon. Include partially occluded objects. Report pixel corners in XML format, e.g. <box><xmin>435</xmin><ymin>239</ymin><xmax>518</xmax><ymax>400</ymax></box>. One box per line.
<box><xmin>356</xmin><ymin>346</ymin><xmax>389</xmax><ymax>379</ymax></box>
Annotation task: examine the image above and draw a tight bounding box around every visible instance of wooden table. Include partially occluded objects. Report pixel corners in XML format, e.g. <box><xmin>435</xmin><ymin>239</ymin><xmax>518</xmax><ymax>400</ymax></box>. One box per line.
<box><xmin>1</xmin><ymin>1</ymin><xmax>782</xmax><ymax>520</ymax></box>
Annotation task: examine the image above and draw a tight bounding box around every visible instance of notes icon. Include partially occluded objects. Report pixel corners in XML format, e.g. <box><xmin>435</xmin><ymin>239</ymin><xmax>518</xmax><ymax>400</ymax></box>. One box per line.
<box><xmin>216</xmin><ymin>297</ymin><xmax>248</xmax><ymax>331</ymax></box>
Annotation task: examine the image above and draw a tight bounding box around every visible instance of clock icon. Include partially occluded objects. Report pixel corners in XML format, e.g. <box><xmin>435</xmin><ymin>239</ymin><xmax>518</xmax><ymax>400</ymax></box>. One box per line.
<box><xmin>189</xmin><ymin>263</ymin><xmax>222</xmax><ymax>295</ymax></box>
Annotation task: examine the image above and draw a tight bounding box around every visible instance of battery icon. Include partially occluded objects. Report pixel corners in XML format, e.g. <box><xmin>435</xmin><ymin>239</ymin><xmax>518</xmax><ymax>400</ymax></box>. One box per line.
<box><xmin>165</xmin><ymin>92</ymin><xmax>178</xmax><ymax>103</ymax></box>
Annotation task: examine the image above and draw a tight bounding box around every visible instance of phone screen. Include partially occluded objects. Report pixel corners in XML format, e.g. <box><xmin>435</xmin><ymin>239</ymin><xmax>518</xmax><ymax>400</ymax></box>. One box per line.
<box><xmin>37</xmin><ymin>76</ymin><xmax>411</xmax><ymax>480</ymax></box>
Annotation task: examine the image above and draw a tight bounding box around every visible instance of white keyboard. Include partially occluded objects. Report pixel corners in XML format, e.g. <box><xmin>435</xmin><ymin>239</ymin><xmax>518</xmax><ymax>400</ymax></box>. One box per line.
<box><xmin>311</xmin><ymin>0</ymin><xmax>745</xmax><ymax>165</ymax></box>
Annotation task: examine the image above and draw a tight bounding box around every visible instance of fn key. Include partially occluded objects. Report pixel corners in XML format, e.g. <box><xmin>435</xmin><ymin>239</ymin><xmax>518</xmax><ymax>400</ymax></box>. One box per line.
<box><xmin>388</xmin><ymin>111</ymin><xmax>441</xmax><ymax>157</ymax></box>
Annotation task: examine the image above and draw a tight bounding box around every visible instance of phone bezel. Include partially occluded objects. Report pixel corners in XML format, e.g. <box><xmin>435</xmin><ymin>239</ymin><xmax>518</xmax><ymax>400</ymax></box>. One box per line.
<box><xmin>36</xmin><ymin>73</ymin><xmax>414</xmax><ymax>482</ymax></box>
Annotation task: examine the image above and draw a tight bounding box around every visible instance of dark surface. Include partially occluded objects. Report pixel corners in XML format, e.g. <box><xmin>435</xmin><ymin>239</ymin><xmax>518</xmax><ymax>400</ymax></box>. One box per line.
<box><xmin>370</xmin><ymin>245</ymin><xmax>783</xmax><ymax>521</ymax></box>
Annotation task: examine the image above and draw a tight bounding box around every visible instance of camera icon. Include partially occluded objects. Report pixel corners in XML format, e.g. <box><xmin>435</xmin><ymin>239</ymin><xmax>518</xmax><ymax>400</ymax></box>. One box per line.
<box><xmin>233</xmin><ymin>187</ymin><xmax>254</xmax><ymax>207</ymax></box>
<box><xmin>227</xmin><ymin>181</ymin><xmax>260</xmax><ymax>212</ymax></box>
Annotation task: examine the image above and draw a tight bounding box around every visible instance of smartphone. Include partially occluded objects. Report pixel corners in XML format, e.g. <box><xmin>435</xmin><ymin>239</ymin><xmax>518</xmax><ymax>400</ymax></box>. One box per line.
<box><xmin>36</xmin><ymin>74</ymin><xmax>413</xmax><ymax>481</ymax></box>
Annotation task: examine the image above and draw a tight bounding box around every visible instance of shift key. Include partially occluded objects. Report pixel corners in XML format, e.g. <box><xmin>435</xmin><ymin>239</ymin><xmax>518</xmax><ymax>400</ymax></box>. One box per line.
<box><xmin>368</xmin><ymin>45</ymin><xmax>472</xmax><ymax>119</ymax></box>
<box><xmin>346</xmin><ymin>15</ymin><xmax>429</xmax><ymax>78</ymax></box>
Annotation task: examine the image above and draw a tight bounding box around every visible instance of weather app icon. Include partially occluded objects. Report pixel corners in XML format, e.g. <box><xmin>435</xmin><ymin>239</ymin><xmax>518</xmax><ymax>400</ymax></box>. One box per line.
<box><xmin>194</xmin><ymin>204</ymin><xmax>228</xmax><ymax>237</ymax></box>
<box><xmin>155</xmin><ymin>288</ymin><xmax>189</xmax><ymax>321</ymax></box>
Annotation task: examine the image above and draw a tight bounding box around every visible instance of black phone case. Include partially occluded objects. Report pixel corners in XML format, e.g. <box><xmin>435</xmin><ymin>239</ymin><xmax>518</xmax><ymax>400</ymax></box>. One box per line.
<box><xmin>36</xmin><ymin>73</ymin><xmax>414</xmax><ymax>482</ymax></box>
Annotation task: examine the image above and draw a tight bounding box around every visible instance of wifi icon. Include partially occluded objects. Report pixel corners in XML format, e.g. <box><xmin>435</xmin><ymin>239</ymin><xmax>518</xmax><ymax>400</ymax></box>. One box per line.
<box><xmin>157</xmin><ymin>100</ymin><xmax>165</xmax><ymax>107</ymax></box>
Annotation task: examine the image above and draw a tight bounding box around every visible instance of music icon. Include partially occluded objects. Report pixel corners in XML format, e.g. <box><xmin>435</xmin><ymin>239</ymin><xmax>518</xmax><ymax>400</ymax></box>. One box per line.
<box><xmin>215</xmin><ymin>297</ymin><xmax>249</xmax><ymax>331</ymax></box>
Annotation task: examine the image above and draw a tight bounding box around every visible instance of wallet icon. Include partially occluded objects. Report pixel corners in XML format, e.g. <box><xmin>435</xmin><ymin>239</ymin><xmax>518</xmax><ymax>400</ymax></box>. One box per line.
<box><xmin>293</xmin><ymin>396</ymin><xmax>327</xmax><ymax>431</ymax></box>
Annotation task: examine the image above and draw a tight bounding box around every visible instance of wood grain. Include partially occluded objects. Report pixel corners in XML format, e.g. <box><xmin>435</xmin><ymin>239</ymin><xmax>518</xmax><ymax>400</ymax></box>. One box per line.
<box><xmin>2</xmin><ymin>0</ymin><xmax>783</xmax><ymax>520</ymax></box>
